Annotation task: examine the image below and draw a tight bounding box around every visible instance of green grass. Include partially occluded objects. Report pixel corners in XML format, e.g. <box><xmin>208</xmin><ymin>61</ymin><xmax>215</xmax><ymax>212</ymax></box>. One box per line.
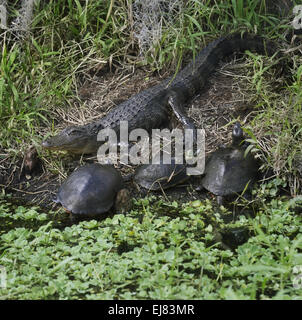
<box><xmin>0</xmin><ymin>180</ymin><xmax>302</xmax><ymax>299</ymax></box>
<box><xmin>0</xmin><ymin>0</ymin><xmax>302</xmax><ymax>300</ymax></box>
<box><xmin>0</xmin><ymin>0</ymin><xmax>300</xmax><ymax>190</ymax></box>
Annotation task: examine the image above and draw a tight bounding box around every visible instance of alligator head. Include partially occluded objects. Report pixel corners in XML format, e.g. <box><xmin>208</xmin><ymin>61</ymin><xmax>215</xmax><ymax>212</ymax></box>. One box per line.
<box><xmin>42</xmin><ymin>126</ymin><xmax>99</xmax><ymax>154</ymax></box>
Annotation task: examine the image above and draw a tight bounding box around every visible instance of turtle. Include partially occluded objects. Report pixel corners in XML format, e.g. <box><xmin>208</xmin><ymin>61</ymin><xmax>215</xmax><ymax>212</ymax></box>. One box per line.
<box><xmin>133</xmin><ymin>157</ymin><xmax>190</xmax><ymax>191</ymax></box>
<box><xmin>55</xmin><ymin>163</ymin><xmax>130</xmax><ymax>218</ymax></box>
<box><xmin>201</xmin><ymin>122</ymin><xmax>259</xmax><ymax>205</ymax></box>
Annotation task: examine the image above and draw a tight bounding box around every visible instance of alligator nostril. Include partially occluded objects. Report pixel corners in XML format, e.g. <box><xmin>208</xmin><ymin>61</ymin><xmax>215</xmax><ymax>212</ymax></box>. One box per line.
<box><xmin>42</xmin><ymin>140</ymin><xmax>50</xmax><ymax>148</ymax></box>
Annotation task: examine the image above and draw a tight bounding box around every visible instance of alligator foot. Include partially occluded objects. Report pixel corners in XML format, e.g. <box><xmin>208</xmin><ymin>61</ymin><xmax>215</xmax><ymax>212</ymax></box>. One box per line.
<box><xmin>167</xmin><ymin>91</ymin><xmax>197</xmax><ymax>143</ymax></box>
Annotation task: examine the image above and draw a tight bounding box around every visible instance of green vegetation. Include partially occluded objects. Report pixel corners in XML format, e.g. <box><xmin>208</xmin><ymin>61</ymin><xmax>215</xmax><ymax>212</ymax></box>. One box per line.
<box><xmin>0</xmin><ymin>0</ymin><xmax>302</xmax><ymax>300</ymax></box>
<box><xmin>0</xmin><ymin>181</ymin><xmax>302</xmax><ymax>299</ymax></box>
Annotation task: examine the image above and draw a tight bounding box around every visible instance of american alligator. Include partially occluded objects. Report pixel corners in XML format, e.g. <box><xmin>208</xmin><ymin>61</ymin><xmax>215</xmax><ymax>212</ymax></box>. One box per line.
<box><xmin>42</xmin><ymin>33</ymin><xmax>277</xmax><ymax>154</ymax></box>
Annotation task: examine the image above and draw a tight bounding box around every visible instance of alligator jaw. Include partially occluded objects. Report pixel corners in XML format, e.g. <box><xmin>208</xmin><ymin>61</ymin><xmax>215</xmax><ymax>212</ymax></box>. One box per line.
<box><xmin>42</xmin><ymin>126</ymin><xmax>99</xmax><ymax>154</ymax></box>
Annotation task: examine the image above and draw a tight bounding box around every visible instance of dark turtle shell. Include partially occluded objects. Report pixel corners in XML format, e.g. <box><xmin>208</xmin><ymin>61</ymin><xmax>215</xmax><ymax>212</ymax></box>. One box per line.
<box><xmin>201</xmin><ymin>122</ymin><xmax>259</xmax><ymax>196</ymax></box>
<box><xmin>134</xmin><ymin>158</ymin><xmax>189</xmax><ymax>191</ymax></box>
<box><xmin>56</xmin><ymin>163</ymin><xmax>123</xmax><ymax>215</ymax></box>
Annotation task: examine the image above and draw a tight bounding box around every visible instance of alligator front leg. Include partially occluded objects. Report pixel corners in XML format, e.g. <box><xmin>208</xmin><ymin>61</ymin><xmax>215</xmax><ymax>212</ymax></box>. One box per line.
<box><xmin>166</xmin><ymin>91</ymin><xmax>201</xmax><ymax>172</ymax></box>
<box><xmin>167</xmin><ymin>91</ymin><xmax>196</xmax><ymax>131</ymax></box>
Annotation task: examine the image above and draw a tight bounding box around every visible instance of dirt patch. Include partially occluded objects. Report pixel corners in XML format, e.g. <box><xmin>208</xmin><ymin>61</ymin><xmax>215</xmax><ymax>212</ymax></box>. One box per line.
<box><xmin>0</xmin><ymin>56</ymin><xmax>258</xmax><ymax>211</ymax></box>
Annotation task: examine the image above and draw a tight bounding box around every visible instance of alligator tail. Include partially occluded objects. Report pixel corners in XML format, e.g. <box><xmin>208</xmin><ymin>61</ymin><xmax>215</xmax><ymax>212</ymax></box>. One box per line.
<box><xmin>170</xmin><ymin>32</ymin><xmax>279</xmax><ymax>99</ymax></box>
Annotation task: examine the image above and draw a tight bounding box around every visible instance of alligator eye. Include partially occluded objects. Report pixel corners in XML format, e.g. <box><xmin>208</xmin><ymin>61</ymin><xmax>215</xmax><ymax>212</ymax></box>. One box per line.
<box><xmin>65</xmin><ymin>126</ymin><xmax>82</xmax><ymax>135</ymax></box>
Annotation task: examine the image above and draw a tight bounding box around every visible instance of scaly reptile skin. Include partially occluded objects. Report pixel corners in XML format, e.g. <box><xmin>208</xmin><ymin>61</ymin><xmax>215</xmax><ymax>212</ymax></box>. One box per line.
<box><xmin>42</xmin><ymin>33</ymin><xmax>277</xmax><ymax>154</ymax></box>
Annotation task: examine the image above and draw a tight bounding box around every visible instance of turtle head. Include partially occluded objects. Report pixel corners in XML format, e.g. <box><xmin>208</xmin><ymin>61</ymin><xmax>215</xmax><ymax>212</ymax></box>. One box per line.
<box><xmin>42</xmin><ymin>125</ymin><xmax>99</xmax><ymax>154</ymax></box>
<box><xmin>231</xmin><ymin>122</ymin><xmax>244</xmax><ymax>147</ymax></box>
